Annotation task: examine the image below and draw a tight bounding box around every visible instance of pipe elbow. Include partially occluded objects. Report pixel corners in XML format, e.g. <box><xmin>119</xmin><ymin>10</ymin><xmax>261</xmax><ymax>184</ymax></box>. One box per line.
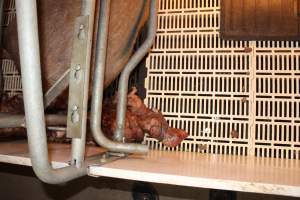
<box><xmin>31</xmin><ymin>164</ymin><xmax>87</xmax><ymax>184</ymax></box>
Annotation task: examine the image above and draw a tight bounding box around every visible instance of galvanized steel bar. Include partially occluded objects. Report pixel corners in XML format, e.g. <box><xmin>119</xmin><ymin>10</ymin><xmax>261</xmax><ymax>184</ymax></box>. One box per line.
<box><xmin>114</xmin><ymin>0</ymin><xmax>157</xmax><ymax>142</ymax></box>
<box><xmin>44</xmin><ymin>69</ymin><xmax>70</xmax><ymax>108</ymax></box>
<box><xmin>0</xmin><ymin>114</ymin><xmax>25</xmax><ymax>128</ymax></box>
<box><xmin>0</xmin><ymin>114</ymin><xmax>67</xmax><ymax>128</ymax></box>
<box><xmin>90</xmin><ymin>0</ymin><xmax>147</xmax><ymax>154</ymax></box>
<box><xmin>90</xmin><ymin>0</ymin><xmax>157</xmax><ymax>154</ymax></box>
<box><xmin>70</xmin><ymin>0</ymin><xmax>96</xmax><ymax>167</ymax></box>
<box><xmin>15</xmin><ymin>0</ymin><xmax>87</xmax><ymax>184</ymax></box>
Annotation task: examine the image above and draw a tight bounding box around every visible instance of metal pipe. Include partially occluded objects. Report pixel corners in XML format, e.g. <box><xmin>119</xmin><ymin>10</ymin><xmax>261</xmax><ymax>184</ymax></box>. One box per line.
<box><xmin>16</xmin><ymin>0</ymin><xmax>87</xmax><ymax>184</ymax></box>
<box><xmin>114</xmin><ymin>0</ymin><xmax>157</xmax><ymax>142</ymax></box>
<box><xmin>0</xmin><ymin>114</ymin><xmax>67</xmax><ymax>128</ymax></box>
<box><xmin>90</xmin><ymin>0</ymin><xmax>151</xmax><ymax>154</ymax></box>
<box><xmin>71</xmin><ymin>0</ymin><xmax>96</xmax><ymax>168</ymax></box>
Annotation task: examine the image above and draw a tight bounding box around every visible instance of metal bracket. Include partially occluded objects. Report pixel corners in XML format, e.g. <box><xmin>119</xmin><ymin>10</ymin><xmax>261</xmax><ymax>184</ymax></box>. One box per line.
<box><xmin>87</xmin><ymin>151</ymin><xmax>127</xmax><ymax>177</ymax></box>
<box><xmin>67</xmin><ymin>16</ymin><xmax>89</xmax><ymax>139</ymax></box>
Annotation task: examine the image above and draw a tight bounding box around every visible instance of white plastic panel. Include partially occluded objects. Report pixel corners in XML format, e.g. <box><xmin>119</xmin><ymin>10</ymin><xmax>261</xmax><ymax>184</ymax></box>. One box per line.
<box><xmin>1</xmin><ymin>0</ymin><xmax>21</xmax><ymax>97</ymax></box>
<box><xmin>254</xmin><ymin>41</ymin><xmax>300</xmax><ymax>159</ymax></box>
<box><xmin>144</xmin><ymin>0</ymin><xmax>300</xmax><ymax>159</ymax></box>
<box><xmin>1</xmin><ymin>59</ymin><xmax>22</xmax><ymax>96</ymax></box>
<box><xmin>3</xmin><ymin>0</ymin><xmax>15</xmax><ymax>26</ymax></box>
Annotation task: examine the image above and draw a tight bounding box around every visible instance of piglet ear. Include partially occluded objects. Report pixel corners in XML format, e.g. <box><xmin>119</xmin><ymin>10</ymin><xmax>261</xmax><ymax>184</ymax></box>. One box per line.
<box><xmin>129</xmin><ymin>87</ymin><xmax>138</xmax><ymax>96</ymax></box>
<box><xmin>152</xmin><ymin>108</ymin><xmax>160</xmax><ymax>113</ymax></box>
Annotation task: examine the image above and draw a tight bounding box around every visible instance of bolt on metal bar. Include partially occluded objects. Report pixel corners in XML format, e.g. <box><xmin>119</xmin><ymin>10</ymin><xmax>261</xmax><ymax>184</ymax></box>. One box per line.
<box><xmin>70</xmin><ymin>0</ymin><xmax>96</xmax><ymax>168</ymax></box>
<box><xmin>15</xmin><ymin>0</ymin><xmax>88</xmax><ymax>184</ymax></box>
<box><xmin>90</xmin><ymin>0</ymin><xmax>157</xmax><ymax>154</ymax></box>
<box><xmin>114</xmin><ymin>0</ymin><xmax>157</xmax><ymax>142</ymax></box>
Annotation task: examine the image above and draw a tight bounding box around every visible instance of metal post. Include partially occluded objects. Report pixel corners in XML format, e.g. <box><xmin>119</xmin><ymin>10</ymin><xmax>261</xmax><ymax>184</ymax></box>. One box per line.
<box><xmin>90</xmin><ymin>0</ymin><xmax>157</xmax><ymax>154</ymax></box>
<box><xmin>15</xmin><ymin>0</ymin><xmax>87</xmax><ymax>184</ymax></box>
<box><xmin>70</xmin><ymin>0</ymin><xmax>96</xmax><ymax>168</ymax></box>
<box><xmin>114</xmin><ymin>0</ymin><xmax>157</xmax><ymax>142</ymax></box>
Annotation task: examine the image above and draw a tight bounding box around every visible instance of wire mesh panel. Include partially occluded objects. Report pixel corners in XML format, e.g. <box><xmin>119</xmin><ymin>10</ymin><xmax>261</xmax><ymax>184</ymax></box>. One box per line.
<box><xmin>144</xmin><ymin>0</ymin><xmax>300</xmax><ymax>159</ymax></box>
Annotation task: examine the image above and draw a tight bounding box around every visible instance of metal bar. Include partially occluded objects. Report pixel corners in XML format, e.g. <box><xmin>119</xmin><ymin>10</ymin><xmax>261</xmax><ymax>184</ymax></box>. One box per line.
<box><xmin>15</xmin><ymin>0</ymin><xmax>87</xmax><ymax>184</ymax></box>
<box><xmin>70</xmin><ymin>0</ymin><xmax>96</xmax><ymax>168</ymax></box>
<box><xmin>67</xmin><ymin>15</ymin><xmax>89</xmax><ymax>140</ymax></box>
<box><xmin>90</xmin><ymin>0</ymin><xmax>147</xmax><ymax>154</ymax></box>
<box><xmin>0</xmin><ymin>114</ymin><xmax>67</xmax><ymax>128</ymax></box>
<box><xmin>90</xmin><ymin>0</ymin><xmax>157</xmax><ymax>154</ymax></box>
<box><xmin>44</xmin><ymin>69</ymin><xmax>70</xmax><ymax>108</ymax></box>
<box><xmin>114</xmin><ymin>0</ymin><xmax>157</xmax><ymax>142</ymax></box>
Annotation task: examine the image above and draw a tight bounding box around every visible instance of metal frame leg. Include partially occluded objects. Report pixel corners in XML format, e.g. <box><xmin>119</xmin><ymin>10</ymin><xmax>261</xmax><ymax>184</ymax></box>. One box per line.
<box><xmin>90</xmin><ymin>0</ymin><xmax>157</xmax><ymax>154</ymax></box>
<box><xmin>15</xmin><ymin>0</ymin><xmax>88</xmax><ymax>184</ymax></box>
<box><xmin>114</xmin><ymin>0</ymin><xmax>157</xmax><ymax>142</ymax></box>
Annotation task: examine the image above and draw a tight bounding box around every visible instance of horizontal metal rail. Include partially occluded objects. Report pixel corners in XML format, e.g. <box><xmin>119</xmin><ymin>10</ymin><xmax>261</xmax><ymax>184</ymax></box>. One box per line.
<box><xmin>0</xmin><ymin>114</ymin><xmax>66</xmax><ymax>128</ymax></box>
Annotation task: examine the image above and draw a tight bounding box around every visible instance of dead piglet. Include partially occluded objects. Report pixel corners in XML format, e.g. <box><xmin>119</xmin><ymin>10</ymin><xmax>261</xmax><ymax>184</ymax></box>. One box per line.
<box><xmin>126</xmin><ymin>88</ymin><xmax>188</xmax><ymax>147</ymax></box>
<box><xmin>102</xmin><ymin>99</ymin><xmax>144</xmax><ymax>143</ymax></box>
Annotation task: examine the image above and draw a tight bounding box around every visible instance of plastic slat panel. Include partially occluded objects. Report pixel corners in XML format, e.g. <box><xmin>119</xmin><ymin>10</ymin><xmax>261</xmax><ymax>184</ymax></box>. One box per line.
<box><xmin>144</xmin><ymin>0</ymin><xmax>300</xmax><ymax>159</ymax></box>
<box><xmin>1</xmin><ymin>0</ymin><xmax>21</xmax><ymax>97</ymax></box>
<box><xmin>1</xmin><ymin>0</ymin><xmax>300</xmax><ymax>159</ymax></box>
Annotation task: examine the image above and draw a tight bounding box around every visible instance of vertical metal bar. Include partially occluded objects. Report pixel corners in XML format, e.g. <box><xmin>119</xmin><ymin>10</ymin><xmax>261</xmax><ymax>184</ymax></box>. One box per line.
<box><xmin>90</xmin><ymin>0</ymin><xmax>150</xmax><ymax>154</ymax></box>
<box><xmin>71</xmin><ymin>0</ymin><xmax>96</xmax><ymax>167</ymax></box>
<box><xmin>15</xmin><ymin>0</ymin><xmax>87</xmax><ymax>184</ymax></box>
<box><xmin>114</xmin><ymin>0</ymin><xmax>157</xmax><ymax>142</ymax></box>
